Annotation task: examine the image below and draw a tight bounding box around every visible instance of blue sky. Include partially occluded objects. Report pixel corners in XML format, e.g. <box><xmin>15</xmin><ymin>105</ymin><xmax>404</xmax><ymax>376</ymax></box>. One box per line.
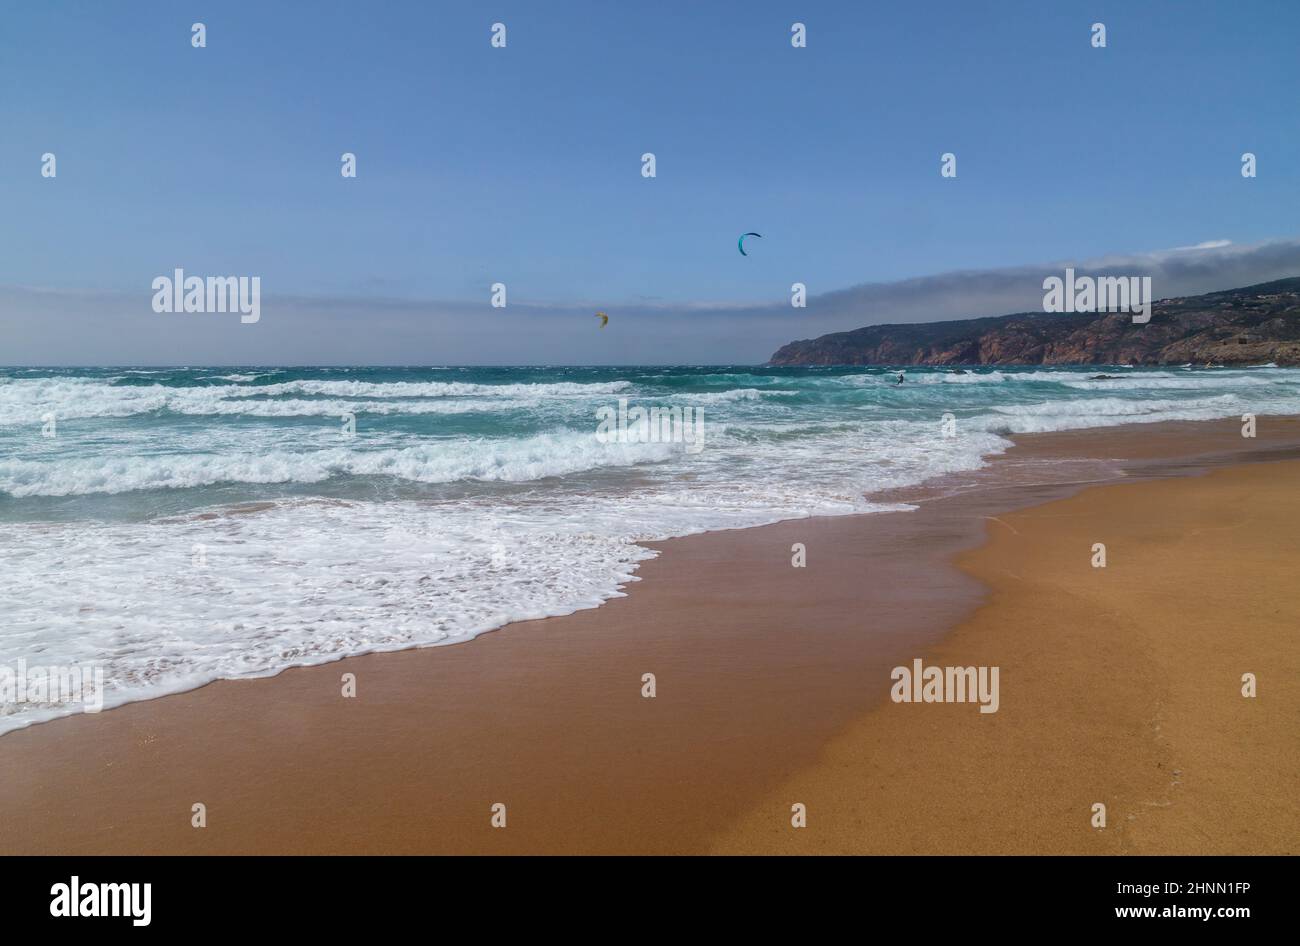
<box><xmin>2</xmin><ymin>0</ymin><xmax>1298</xmax><ymax>363</ymax></box>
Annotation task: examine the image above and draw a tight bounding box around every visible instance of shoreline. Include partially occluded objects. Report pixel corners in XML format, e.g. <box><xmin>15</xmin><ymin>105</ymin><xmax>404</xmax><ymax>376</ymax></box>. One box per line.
<box><xmin>1</xmin><ymin>415</ymin><xmax>1298</xmax><ymax>853</ymax></box>
<box><xmin>713</xmin><ymin>455</ymin><xmax>1300</xmax><ymax>854</ymax></box>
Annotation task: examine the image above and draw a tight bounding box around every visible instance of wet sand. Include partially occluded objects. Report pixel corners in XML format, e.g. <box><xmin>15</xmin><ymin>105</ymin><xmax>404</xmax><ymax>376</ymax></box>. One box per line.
<box><xmin>714</xmin><ymin>457</ymin><xmax>1300</xmax><ymax>854</ymax></box>
<box><xmin>1</xmin><ymin>416</ymin><xmax>1298</xmax><ymax>854</ymax></box>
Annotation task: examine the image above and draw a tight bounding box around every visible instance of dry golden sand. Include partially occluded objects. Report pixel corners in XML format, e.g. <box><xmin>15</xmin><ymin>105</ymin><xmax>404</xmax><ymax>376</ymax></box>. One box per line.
<box><xmin>713</xmin><ymin>460</ymin><xmax>1300</xmax><ymax>854</ymax></box>
<box><xmin>0</xmin><ymin>419</ymin><xmax>1297</xmax><ymax>854</ymax></box>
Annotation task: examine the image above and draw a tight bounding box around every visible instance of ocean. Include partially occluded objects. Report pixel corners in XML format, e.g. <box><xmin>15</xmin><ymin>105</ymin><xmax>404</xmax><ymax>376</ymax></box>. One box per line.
<box><xmin>1</xmin><ymin>363</ymin><xmax>1296</xmax><ymax>733</ymax></box>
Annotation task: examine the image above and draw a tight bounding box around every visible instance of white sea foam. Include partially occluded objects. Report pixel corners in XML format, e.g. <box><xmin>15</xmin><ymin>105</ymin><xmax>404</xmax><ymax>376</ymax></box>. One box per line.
<box><xmin>0</xmin><ymin>499</ymin><xmax>656</xmax><ymax>731</ymax></box>
<box><xmin>0</xmin><ymin>486</ymin><xmax>907</xmax><ymax>734</ymax></box>
<box><xmin>680</xmin><ymin>387</ymin><xmax>797</xmax><ymax>402</ymax></box>
<box><xmin>979</xmin><ymin>394</ymin><xmax>1245</xmax><ymax>433</ymax></box>
<box><xmin>0</xmin><ymin>431</ymin><xmax>681</xmax><ymax>497</ymax></box>
<box><xmin>0</xmin><ymin>377</ymin><xmax>633</xmax><ymax>425</ymax></box>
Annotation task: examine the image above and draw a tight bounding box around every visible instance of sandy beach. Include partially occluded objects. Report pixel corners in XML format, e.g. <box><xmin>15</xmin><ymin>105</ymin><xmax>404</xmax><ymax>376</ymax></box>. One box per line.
<box><xmin>716</xmin><ymin>451</ymin><xmax>1300</xmax><ymax>854</ymax></box>
<box><xmin>1</xmin><ymin>416</ymin><xmax>1298</xmax><ymax>855</ymax></box>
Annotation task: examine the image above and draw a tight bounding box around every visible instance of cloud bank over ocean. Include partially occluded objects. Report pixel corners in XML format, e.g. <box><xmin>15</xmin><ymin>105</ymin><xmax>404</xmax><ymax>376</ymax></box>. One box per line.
<box><xmin>4</xmin><ymin>238</ymin><xmax>1300</xmax><ymax>365</ymax></box>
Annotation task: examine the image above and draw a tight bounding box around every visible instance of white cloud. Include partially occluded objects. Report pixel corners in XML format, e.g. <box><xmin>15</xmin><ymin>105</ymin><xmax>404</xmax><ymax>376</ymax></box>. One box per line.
<box><xmin>2</xmin><ymin>238</ymin><xmax>1298</xmax><ymax>365</ymax></box>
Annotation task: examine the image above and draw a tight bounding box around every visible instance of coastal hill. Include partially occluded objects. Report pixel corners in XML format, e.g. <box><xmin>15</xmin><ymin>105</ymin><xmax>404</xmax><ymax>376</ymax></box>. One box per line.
<box><xmin>768</xmin><ymin>277</ymin><xmax>1300</xmax><ymax>366</ymax></box>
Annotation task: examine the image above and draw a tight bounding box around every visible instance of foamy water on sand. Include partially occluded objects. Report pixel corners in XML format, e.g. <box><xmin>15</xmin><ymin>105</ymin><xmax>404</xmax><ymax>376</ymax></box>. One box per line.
<box><xmin>2</xmin><ymin>364</ymin><xmax>1298</xmax><ymax>732</ymax></box>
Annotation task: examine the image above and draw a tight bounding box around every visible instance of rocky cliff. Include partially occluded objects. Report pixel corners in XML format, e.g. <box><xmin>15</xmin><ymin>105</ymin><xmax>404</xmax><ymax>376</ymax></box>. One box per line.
<box><xmin>768</xmin><ymin>277</ymin><xmax>1300</xmax><ymax>367</ymax></box>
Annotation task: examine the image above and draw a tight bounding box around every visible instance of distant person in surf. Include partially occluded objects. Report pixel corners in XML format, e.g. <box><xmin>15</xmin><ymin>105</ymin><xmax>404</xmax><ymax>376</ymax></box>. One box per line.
<box><xmin>895</xmin><ymin>372</ymin><xmax>905</xmax><ymax>385</ymax></box>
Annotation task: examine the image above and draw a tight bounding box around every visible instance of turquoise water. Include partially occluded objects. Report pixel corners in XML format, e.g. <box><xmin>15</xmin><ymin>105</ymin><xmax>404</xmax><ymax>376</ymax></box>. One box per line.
<box><xmin>1</xmin><ymin>363</ymin><xmax>1297</xmax><ymax>732</ymax></box>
